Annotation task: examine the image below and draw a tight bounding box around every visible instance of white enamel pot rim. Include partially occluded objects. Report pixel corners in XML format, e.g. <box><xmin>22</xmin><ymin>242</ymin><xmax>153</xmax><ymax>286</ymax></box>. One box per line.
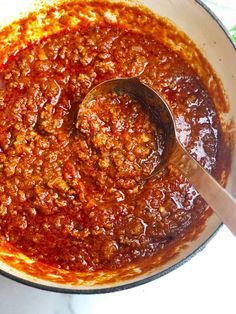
<box><xmin>0</xmin><ymin>0</ymin><xmax>235</xmax><ymax>294</ymax></box>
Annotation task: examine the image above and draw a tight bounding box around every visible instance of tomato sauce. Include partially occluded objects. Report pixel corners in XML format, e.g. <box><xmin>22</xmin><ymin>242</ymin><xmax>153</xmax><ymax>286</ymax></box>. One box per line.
<box><xmin>0</xmin><ymin>1</ymin><xmax>231</xmax><ymax>276</ymax></box>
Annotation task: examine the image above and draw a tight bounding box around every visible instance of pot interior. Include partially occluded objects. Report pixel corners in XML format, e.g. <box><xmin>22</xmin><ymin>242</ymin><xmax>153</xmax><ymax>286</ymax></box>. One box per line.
<box><xmin>0</xmin><ymin>0</ymin><xmax>235</xmax><ymax>292</ymax></box>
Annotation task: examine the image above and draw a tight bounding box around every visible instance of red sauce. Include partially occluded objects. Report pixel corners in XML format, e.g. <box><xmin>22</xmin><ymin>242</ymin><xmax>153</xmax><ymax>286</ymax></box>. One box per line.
<box><xmin>0</xmin><ymin>1</ymin><xmax>231</xmax><ymax>279</ymax></box>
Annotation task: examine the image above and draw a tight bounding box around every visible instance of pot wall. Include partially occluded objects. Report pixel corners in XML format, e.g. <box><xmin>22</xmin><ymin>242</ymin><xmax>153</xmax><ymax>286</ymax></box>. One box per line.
<box><xmin>0</xmin><ymin>0</ymin><xmax>235</xmax><ymax>292</ymax></box>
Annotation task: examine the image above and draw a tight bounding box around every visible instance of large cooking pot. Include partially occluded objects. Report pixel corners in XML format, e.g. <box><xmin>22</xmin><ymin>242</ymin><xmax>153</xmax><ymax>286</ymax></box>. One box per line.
<box><xmin>0</xmin><ymin>0</ymin><xmax>235</xmax><ymax>293</ymax></box>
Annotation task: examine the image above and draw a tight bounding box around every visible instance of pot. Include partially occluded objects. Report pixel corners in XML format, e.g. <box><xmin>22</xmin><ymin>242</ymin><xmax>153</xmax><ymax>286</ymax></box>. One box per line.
<box><xmin>0</xmin><ymin>0</ymin><xmax>235</xmax><ymax>293</ymax></box>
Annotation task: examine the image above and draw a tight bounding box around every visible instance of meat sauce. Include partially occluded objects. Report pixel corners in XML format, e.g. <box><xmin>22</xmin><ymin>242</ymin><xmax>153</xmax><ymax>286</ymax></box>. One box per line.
<box><xmin>0</xmin><ymin>1</ymin><xmax>231</xmax><ymax>274</ymax></box>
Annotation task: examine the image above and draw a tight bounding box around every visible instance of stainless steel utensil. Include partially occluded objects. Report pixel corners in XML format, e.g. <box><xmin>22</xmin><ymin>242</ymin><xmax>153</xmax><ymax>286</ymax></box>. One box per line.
<box><xmin>78</xmin><ymin>77</ymin><xmax>236</xmax><ymax>236</ymax></box>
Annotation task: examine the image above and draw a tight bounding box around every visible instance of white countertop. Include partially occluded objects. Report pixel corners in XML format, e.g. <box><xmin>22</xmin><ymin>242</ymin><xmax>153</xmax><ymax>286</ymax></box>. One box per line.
<box><xmin>0</xmin><ymin>2</ymin><xmax>236</xmax><ymax>314</ymax></box>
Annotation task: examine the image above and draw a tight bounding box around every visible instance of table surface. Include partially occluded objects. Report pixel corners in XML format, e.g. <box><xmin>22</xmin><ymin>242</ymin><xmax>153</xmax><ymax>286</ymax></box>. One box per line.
<box><xmin>0</xmin><ymin>1</ymin><xmax>236</xmax><ymax>314</ymax></box>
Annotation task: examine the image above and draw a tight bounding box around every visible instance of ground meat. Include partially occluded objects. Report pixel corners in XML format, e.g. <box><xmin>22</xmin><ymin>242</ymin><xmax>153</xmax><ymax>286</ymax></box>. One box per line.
<box><xmin>75</xmin><ymin>92</ymin><xmax>164</xmax><ymax>190</ymax></box>
<box><xmin>0</xmin><ymin>22</ymin><xmax>223</xmax><ymax>272</ymax></box>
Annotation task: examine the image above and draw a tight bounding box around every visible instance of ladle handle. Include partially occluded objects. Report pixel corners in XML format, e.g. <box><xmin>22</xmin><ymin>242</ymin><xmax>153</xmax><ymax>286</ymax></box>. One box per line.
<box><xmin>170</xmin><ymin>142</ymin><xmax>236</xmax><ymax>236</ymax></box>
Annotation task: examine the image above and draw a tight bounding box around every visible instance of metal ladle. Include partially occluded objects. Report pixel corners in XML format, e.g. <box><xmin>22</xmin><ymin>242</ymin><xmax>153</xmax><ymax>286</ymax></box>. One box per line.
<box><xmin>78</xmin><ymin>77</ymin><xmax>236</xmax><ymax>236</ymax></box>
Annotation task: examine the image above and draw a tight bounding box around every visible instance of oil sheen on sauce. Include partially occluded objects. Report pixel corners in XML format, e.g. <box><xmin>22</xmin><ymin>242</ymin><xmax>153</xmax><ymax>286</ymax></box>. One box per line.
<box><xmin>0</xmin><ymin>1</ymin><xmax>231</xmax><ymax>282</ymax></box>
